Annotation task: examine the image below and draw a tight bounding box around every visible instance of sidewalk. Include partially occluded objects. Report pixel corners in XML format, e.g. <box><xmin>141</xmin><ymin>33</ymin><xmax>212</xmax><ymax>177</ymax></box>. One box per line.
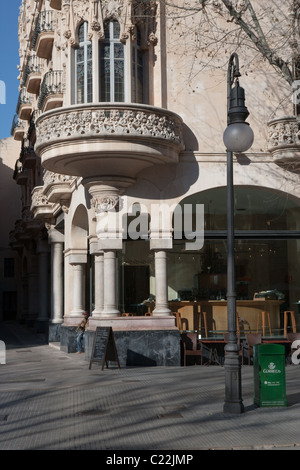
<box><xmin>0</xmin><ymin>321</ymin><xmax>300</xmax><ymax>451</ymax></box>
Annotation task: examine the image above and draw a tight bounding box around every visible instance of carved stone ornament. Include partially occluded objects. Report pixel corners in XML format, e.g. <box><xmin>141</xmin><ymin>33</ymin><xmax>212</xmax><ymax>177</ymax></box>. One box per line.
<box><xmin>31</xmin><ymin>188</ymin><xmax>51</xmax><ymax>208</ymax></box>
<box><xmin>35</xmin><ymin>104</ymin><xmax>184</xmax><ymax>151</ymax></box>
<box><xmin>267</xmin><ymin>115</ymin><xmax>300</xmax><ymax>169</ymax></box>
<box><xmin>58</xmin><ymin>0</ymin><xmax>158</xmax><ymax>45</ymax></box>
<box><xmin>91</xmin><ymin>194</ymin><xmax>119</xmax><ymax>213</ymax></box>
<box><xmin>267</xmin><ymin>116</ymin><xmax>300</xmax><ymax>149</ymax></box>
<box><xmin>43</xmin><ymin>170</ymin><xmax>76</xmax><ymax>186</ymax></box>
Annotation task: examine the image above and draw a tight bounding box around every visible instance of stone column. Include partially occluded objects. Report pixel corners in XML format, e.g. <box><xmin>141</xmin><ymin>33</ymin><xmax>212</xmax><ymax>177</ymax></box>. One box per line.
<box><xmin>92</xmin><ymin>251</ymin><xmax>104</xmax><ymax>317</ymax></box>
<box><xmin>70</xmin><ymin>263</ymin><xmax>86</xmax><ymax>316</ymax></box>
<box><xmin>47</xmin><ymin>228</ymin><xmax>64</xmax><ymax>341</ymax></box>
<box><xmin>83</xmin><ymin>179</ymin><xmax>131</xmax><ymax>318</ymax></box>
<box><xmin>37</xmin><ymin>239</ymin><xmax>50</xmax><ymax>331</ymax></box>
<box><xmin>51</xmin><ymin>241</ymin><xmax>64</xmax><ymax>323</ymax></box>
<box><xmin>48</xmin><ymin>229</ymin><xmax>64</xmax><ymax>324</ymax></box>
<box><xmin>101</xmin><ymin>250</ymin><xmax>119</xmax><ymax>316</ymax></box>
<box><xmin>152</xmin><ymin>250</ymin><xmax>171</xmax><ymax>316</ymax></box>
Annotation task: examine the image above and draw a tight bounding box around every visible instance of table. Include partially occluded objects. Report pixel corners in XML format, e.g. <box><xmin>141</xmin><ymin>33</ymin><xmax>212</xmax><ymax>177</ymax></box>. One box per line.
<box><xmin>169</xmin><ymin>299</ymin><xmax>283</xmax><ymax>335</ymax></box>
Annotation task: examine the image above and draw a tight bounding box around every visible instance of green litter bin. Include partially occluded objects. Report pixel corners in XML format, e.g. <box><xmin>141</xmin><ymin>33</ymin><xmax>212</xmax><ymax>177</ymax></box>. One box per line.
<box><xmin>253</xmin><ymin>343</ymin><xmax>287</xmax><ymax>407</ymax></box>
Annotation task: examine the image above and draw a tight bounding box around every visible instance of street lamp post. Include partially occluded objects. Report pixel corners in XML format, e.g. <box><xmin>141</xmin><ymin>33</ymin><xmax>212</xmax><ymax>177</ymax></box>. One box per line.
<box><xmin>223</xmin><ymin>53</ymin><xmax>254</xmax><ymax>414</ymax></box>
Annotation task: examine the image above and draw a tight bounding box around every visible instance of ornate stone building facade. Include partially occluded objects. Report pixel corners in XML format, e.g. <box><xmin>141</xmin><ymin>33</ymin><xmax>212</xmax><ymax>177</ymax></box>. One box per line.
<box><xmin>9</xmin><ymin>0</ymin><xmax>300</xmax><ymax>365</ymax></box>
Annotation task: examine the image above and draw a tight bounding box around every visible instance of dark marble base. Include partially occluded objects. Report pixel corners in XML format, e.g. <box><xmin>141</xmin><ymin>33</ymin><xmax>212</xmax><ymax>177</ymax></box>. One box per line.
<box><xmin>60</xmin><ymin>326</ymin><xmax>78</xmax><ymax>353</ymax></box>
<box><xmin>85</xmin><ymin>329</ymin><xmax>181</xmax><ymax>367</ymax></box>
<box><xmin>48</xmin><ymin>323</ymin><xmax>62</xmax><ymax>342</ymax></box>
<box><xmin>60</xmin><ymin>326</ymin><xmax>181</xmax><ymax>366</ymax></box>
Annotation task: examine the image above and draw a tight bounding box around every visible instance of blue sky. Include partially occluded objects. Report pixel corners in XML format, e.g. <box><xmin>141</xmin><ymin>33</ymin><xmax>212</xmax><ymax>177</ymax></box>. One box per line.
<box><xmin>0</xmin><ymin>1</ymin><xmax>21</xmax><ymax>140</ymax></box>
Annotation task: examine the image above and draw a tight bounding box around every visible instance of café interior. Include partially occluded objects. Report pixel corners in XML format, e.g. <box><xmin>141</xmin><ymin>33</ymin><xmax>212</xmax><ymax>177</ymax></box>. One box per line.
<box><xmin>119</xmin><ymin>186</ymin><xmax>300</xmax><ymax>364</ymax></box>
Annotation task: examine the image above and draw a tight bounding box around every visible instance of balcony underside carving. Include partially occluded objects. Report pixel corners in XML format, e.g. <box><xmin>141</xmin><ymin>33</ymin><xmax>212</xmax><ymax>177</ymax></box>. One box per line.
<box><xmin>43</xmin><ymin>170</ymin><xmax>76</xmax><ymax>204</ymax></box>
<box><xmin>267</xmin><ymin>116</ymin><xmax>300</xmax><ymax>170</ymax></box>
<box><xmin>35</xmin><ymin>104</ymin><xmax>184</xmax><ymax>180</ymax></box>
<box><xmin>31</xmin><ymin>186</ymin><xmax>56</xmax><ymax>220</ymax></box>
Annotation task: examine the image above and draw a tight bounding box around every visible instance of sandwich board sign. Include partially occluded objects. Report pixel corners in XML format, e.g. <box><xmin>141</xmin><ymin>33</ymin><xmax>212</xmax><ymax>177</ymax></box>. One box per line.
<box><xmin>89</xmin><ymin>327</ymin><xmax>120</xmax><ymax>370</ymax></box>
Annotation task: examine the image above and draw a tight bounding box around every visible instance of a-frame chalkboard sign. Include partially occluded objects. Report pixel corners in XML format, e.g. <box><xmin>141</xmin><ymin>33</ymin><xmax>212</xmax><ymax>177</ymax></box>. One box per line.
<box><xmin>89</xmin><ymin>327</ymin><xmax>120</xmax><ymax>370</ymax></box>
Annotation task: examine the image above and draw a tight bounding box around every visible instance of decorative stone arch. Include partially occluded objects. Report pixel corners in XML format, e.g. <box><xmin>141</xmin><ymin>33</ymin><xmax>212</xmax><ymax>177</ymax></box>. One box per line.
<box><xmin>73</xmin><ymin>19</ymin><xmax>88</xmax><ymax>48</ymax></box>
<box><xmin>71</xmin><ymin>203</ymin><xmax>89</xmax><ymax>252</ymax></box>
<box><xmin>174</xmin><ymin>184</ymin><xmax>300</xmax><ymax>232</ymax></box>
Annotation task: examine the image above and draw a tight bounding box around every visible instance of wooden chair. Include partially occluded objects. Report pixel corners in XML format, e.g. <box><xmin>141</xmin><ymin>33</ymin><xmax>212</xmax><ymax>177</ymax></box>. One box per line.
<box><xmin>181</xmin><ymin>333</ymin><xmax>202</xmax><ymax>366</ymax></box>
<box><xmin>174</xmin><ymin>312</ymin><xmax>182</xmax><ymax>333</ymax></box>
<box><xmin>175</xmin><ymin>311</ymin><xmax>189</xmax><ymax>332</ymax></box>
<box><xmin>256</xmin><ymin>311</ymin><xmax>271</xmax><ymax>336</ymax></box>
<box><xmin>223</xmin><ymin>333</ymin><xmax>244</xmax><ymax>365</ymax></box>
<box><xmin>284</xmin><ymin>311</ymin><xmax>296</xmax><ymax>337</ymax></box>
<box><xmin>245</xmin><ymin>333</ymin><xmax>262</xmax><ymax>365</ymax></box>
<box><xmin>198</xmin><ymin>311</ymin><xmax>208</xmax><ymax>338</ymax></box>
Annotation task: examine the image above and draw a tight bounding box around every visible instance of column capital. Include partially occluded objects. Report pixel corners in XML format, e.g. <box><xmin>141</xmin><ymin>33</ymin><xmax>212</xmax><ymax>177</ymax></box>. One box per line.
<box><xmin>47</xmin><ymin>227</ymin><xmax>65</xmax><ymax>244</ymax></box>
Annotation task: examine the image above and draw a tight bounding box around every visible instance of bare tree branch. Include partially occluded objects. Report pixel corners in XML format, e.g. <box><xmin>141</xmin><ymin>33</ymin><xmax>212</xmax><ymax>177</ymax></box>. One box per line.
<box><xmin>158</xmin><ymin>0</ymin><xmax>295</xmax><ymax>85</ymax></box>
<box><xmin>221</xmin><ymin>0</ymin><xmax>294</xmax><ymax>84</ymax></box>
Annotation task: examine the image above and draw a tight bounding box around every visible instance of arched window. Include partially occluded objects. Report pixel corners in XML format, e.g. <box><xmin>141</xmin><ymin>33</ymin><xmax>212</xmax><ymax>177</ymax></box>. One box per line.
<box><xmin>75</xmin><ymin>22</ymin><xmax>92</xmax><ymax>104</ymax></box>
<box><xmin>99</xmin><ymin>20</ymin><xmax>125</xmax><ymax>102</ymax></box>
<box><xmin>132</xmin><ymin>26</ymin><xmax>144</xmax><ymax>103</ymax></box>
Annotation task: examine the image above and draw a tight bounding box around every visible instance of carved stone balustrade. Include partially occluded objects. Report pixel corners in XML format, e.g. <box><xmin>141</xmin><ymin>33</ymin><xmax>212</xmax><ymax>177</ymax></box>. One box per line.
<box><xmin>35</xmin><ymin>103</ymin><xmax>184</xmax><ymax>185</ymax></box>
<box><xmin>267</xmin><ymin>116</ymin><xmax>300</xmax><ymax>169</ymax></box>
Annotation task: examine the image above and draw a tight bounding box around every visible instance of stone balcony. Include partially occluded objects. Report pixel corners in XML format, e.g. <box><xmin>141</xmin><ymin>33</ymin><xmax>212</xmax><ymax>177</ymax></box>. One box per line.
<box><xmin>267</xmin><ymin>115</ymin><xmax>300</xmax><ymax>170</ymax></box>
<box><xmin>34</xmin><ymin>103</ymin><xmax>184</xmax><ymax>185</ymax></box>
<box><xmin>43</xmin><ymin>170</ymin><xmax>76</xmax><ymax>207</ymax></box>
<box><xmin>16</xmin><ymin>88</ymin><xmax>32</xmax><ymax>121</ymax></box>
<box><xmin>31</xmin><ymin>10</ymin><xmax>54</xmax><ymax>59</ymax></box>
<box><xmin>20</xmin><ymin>144</ymin><xmax>37</xmax><ymax>169</ymax></box>
<box><xmin>11</xmin><ymin>114</ymin><xmax>26</xmax><ymax>141</ymax></box>
<box><xmin>13</xmin><ymin>159</ymin><xmax>28</xmax><ymax>185</ymax></box>
<box><xmin>38</xmin><ymin>71</ymin><xmax>63</xmax><ymax>112</ymax></box>
<box><xmin>23</xmin><ymin>55</ymin><xmax>42</xmax><ymax>94</ymax></box>
<box><xmin>31</xmin><ymin>186</ymin><xmax>56</xmax><ymax>220</ymax></box>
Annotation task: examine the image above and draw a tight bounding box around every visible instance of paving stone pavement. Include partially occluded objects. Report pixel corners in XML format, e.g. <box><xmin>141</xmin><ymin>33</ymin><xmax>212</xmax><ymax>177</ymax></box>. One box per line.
<box><xmin>0</xmin><ymin>321</ymin><xmax>300</xmax><ymax>452</ymax></box>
